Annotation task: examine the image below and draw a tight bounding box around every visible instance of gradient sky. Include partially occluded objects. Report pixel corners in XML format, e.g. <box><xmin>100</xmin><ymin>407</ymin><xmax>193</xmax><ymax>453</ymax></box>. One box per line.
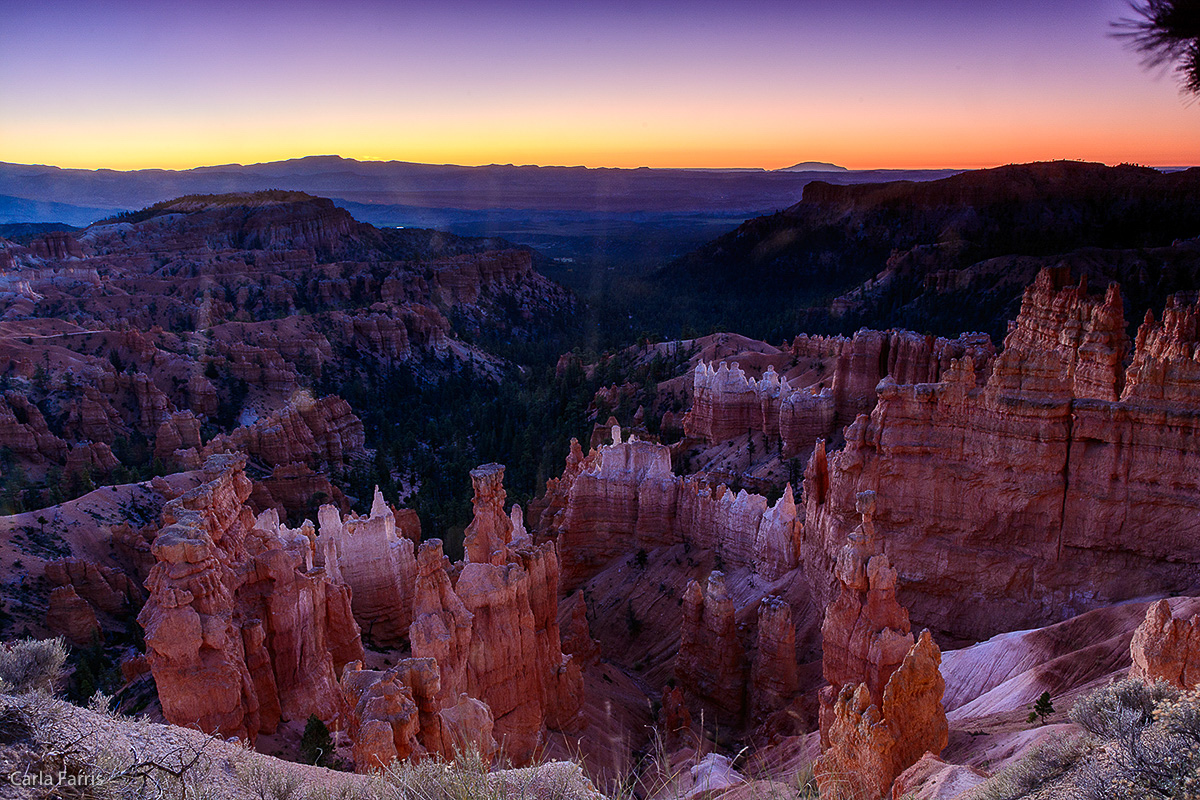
<box><xmin>1</xmin><ymin>0</ymin><xmax>1196</xmax><ymax>170</ymax></box>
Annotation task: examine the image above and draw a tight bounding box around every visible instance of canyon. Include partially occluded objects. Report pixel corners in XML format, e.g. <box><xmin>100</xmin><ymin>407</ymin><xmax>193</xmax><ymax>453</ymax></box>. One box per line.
<box><xmin>5</xmin><ymin>181</ymin><xmax>1200</xmax><ymax>800</ymax></box>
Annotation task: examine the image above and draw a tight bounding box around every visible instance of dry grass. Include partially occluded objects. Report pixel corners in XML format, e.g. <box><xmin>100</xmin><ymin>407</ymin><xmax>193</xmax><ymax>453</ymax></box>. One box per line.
<box><xmin>965</xmin><ymin>678</ymin><xmax>1200</xmax><ymax>800</ymax></box>
<box><xmin>0</xmin><ymin>638</ymin><xmax>67</xmax><ymax>694</ymax></box>
<box><xmin>0</xmin><ymin>689</ymin><xmax>221</xmax><ymax>799</ymax></box>
<box><xmin>0</xmin><ymin>685</ymin><xmax>610</xmax><ymax>800</ymax></box>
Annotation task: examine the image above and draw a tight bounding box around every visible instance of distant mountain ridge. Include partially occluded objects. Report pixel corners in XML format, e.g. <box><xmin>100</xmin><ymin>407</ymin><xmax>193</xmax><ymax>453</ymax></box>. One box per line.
<box><xmin>0</xmin><ymin>193</ymin><xmax>122</xmax><ymax>227</ymax></box>
<box><xmin>778</xmin><ymin>161</ymin><xmax>848</xmax><ymax>172</ymax></box>
<box><xmin>658</xmin><ymin>160</ymin><xmax>1200</xmax><ymax>341</ymax></box>
<box><xmin>0</xmin><ymin>155</ymin><xmax>959</xmax><ymax>224</ymax></box>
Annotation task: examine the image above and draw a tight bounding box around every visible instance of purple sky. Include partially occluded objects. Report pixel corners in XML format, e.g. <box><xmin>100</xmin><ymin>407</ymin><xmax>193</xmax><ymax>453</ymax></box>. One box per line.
<box><xmin>2</xmin><ymin>0</ymin><xmax>1196</xmax><ymax>169</ymax></box>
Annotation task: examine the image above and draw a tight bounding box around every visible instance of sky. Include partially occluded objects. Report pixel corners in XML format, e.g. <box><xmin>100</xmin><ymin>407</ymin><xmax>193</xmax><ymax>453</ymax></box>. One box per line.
<box><xmin>1</xmin><ymin>0</ymin><xmax>1197</xmax><ymax>171</ymax></box>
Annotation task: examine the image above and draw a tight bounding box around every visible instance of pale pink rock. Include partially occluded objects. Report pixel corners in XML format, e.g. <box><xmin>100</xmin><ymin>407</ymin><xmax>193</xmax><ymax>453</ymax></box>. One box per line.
<box><xmin>1130</xmin><ymin>599</ymin><xmax>1200</xmax><ymax>689</ymax></box>
<box><xmin>317</xmin><ymin>488</ymin><xmax>417</xmax><ymax>647</ymax></box>
<box><xmin>890</xmin><ymin>754</ymin><xmax>987</xmax><ymax>800</ymax></box>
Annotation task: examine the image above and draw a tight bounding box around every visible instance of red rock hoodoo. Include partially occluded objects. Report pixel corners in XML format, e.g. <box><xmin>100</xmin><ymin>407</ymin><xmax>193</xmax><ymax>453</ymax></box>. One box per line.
<box><xmin>1130</xmin><ymin>599</ymin><xmax>1200</xmax><ymax>690</ymax></box>
<box><xmin>316</xmin><ymin>488</ymin><xmax>417</xmax><ymax>648</ymax></box>
<box><xmin>331</xmin><ymin>464</ymin><xmax>583</xmax><ymax>769</ymax></box>
<box><xmin>684</xmin><ymin>330</ymin><xmax>994</xmax><ymax>455</ymax></box>
<box><xmin>537</xmin><ymin>427</ymin><xmax>801</xmax><ymax>592</ymax></box>
<box><xmin>675</xmin><ymin>571</ymin><xmax>746</xmax><ymax>725</ymax></box>
<box><xmin>137</xmin><ymin>454</ymin><xmax>364</xmax><ymax>742</ymax></box>
<box><xmin>802</xmin><ymin>268</ymin><xmax>1200</xmax><ymax>642</ymax></box>
<box><xmin>814</xmin><ymin>491</ymin><xmax>947</xmax><ymax>799</ymax></box>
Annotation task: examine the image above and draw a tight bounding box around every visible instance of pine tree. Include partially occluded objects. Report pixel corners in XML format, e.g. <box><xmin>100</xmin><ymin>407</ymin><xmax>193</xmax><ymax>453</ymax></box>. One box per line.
<box><xmin>1028</xmin><ymin>691</ymin><xmax>1055</xmax><ymax>726</ymax></box>
<box><xmin>300</xmin><ymin>715</ymin><xmax>333</xmax><ymax>767</ymax></box>
<box><xmin>1114</xmin><ymin>1</ymin><xmax>1200</xmax><ymax>96</ymax></box>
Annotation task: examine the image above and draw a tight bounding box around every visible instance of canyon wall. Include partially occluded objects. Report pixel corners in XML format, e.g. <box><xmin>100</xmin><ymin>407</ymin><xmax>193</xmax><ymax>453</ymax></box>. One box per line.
<box><xmin>803</xmin><ymin>268</ymin><xmax>1200</xmax><ymax>642</ymax></box>
<box><xmin>331</xmin><ymin>464</ymin><xmax>583</xmax><ymax>768</ymax></box>
<box><xmin>137</xmin><ymin>454</ymin><xmax>364</xmax><ymax>742</ymax></box>
<box><xmin>533</xmin><ymin>427</ymin><xmax>801</xmax><ymax>592</ymax></box>
<box><xmin>813</xmin><ymin>491</ymin><xmax>947</xmax><ymax>800</ymax></box>
<box><xmin>684</xmin><ymin>329</ymin><xmax>994</xmax><ymax>455</ymax></box>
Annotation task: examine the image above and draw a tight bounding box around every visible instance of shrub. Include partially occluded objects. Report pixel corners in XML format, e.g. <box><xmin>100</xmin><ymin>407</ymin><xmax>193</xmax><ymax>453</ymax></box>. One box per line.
<box><xmin>1070</xmin><ymin>679</ymin><xmax>1200</xmax><ymax>800</ymax></box>
<box><xmin>0</xmin><ymin>637</ymin><xmax>67</xmax><ymax>693</ymax></box>
<box><xmin>385</xmin><ymin>747</ymin><xmax>599</xmax><ymax>800</ymax></box>
<box><xmin>1069</xmin><ymin>677</ymin><xmax>1175</xmax><ymax>740</ymax></box>
<box><xmin>300</xmin><ymin>714</ymin><xmax>334</xmax><ymax>767</ymax></box>
<box><xmin>965</xmin><ymin>732</ymin><xmax>1087</xmax><ymax>800</ymax></box>
<box><xmin>970</xmin><ymin>678</ymin><xmax>1200</xmax><ymax>800</ymax></box>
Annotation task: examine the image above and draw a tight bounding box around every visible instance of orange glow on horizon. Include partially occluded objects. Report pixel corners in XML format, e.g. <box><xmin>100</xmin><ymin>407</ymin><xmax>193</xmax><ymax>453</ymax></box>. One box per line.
<box><xmin>3</xmin><ymin>1</ymin><xmax>1198</xmax><ymax>174</ymax></box>
<box><xmin>6</xmin><ymin>122</ymin><xmax>1198</xmax><ymax>174</ymax></box>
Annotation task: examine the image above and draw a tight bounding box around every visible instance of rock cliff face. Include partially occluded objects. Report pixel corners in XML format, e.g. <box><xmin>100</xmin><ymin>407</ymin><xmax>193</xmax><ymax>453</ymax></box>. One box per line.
<box><xmin>340</xmin><ymin>657</ymin><xmax>497</xmax><ymax>772</ymax></box>
<box><xmin>1130</xmin><ymin>599</ymin><xmax>1200</xmax><ymax>689</ymax></box>
<box><xmin>684</xmin><ymin>330</ymin><xmax>993</xmax><ymax>455</ymax></box>
<box><xmin>45</xmin><ymin>558</ymin><xmax>143</xmax><ymax>615</ymax></box>
<box><xmin>451</xmin><ymin>464</ymin><xmax>583</xmax><ymax>763</ymax></box>
<box><xmin>814</xmin><ymin>492</ymin><xmax>947</xmax><ymax>799</ymax></box>
<box><xmin>0</xmin><ymin>190</ymin><xmax>572</xmax><ymax>524</ymax></box>
<box><xmin>803</xmin><ymin>268</ymin><xmax>1200</xmax><ymax>641</ymax></box>
<box><xmin>750</xmin><ymin>596</ymin><xmax>799</xmax><ymax>722</ymax></box>
<box><xmin>137</xmin><ymin>454</ymin><xmax>363</xmax><ymax>742</ymax></box>
<box><xmin>46</xmin><ymin>586</ymin><xmax>101</xmax><ymax>645</ymax></box>
<box><xmin>29</xmin><ymin>231</ymin><xmax>85</xmax><ymax>261</ymax></box>
<box><xmin>206</xmin><ymin>396</ymin><xmax>365</xmax><ymax>470</ymax></box>
<box><xmin>676</xmin><ymin>572</ymin><xmax>745</xmax><ymax>725</ymax></box>
<box><xmin>539</xmin><ymin>427</ymin><xmax>801</xmax><ymax>591</ymax></box>
<box><xmin>316</xmin><ymin>488</ymin><xmax>417</xmax><ymax>648</ymax></box>
<box><xmin>0</xmin><ymin>392</ymin><xmax>68</xmax><ymax>464</ymax></box>
<box><xmin>316</xmin><ymin>465</ymin><xmax>583</xmax><ymax>770</ymax></box>
<box><xmin>1000</xmin><ymin>270</ymin><xmax>1128</xmax><ymax>401</ymax></box>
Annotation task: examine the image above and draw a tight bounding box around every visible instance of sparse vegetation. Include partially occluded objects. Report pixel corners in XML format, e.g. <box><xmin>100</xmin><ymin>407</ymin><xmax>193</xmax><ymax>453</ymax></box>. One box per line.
<box><xmin>0</xmin><ymin>637</ymin><xmax>67</xmax><ymax>694</ymax></box>
<box><xmin>1028</xmin><ymin>690</ymin><xmax>1055</xmax><ymax>726</ymax></box>
<box><xmin>968</xmin><ymin>678</ymin><xmax>1200</xmax><ymax>800</ymax></box>
<box><xmin>966</xmin><ymin>732</ymin><xmax>1087</xmax><ymax>800</ymax></box>
<box><xmin>1069</xmin><ymin>678</ymin><xmax>1200</xmax><ymax>799</ymax></box>
<box><xmin>0</xmin><ymin>689</ymin><xmax>219</xmax><ymax>799</ymax></box>
<box><xmin>625</xmin><ymin>602</ymin><xmax>643</xmax><ymax>638</ymax></box>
